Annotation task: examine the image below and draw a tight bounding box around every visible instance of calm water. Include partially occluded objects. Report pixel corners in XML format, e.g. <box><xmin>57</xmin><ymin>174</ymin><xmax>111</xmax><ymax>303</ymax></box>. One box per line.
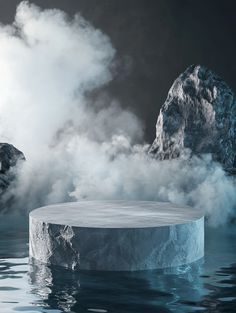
<box><xmin>0</xmin><ymin>215</ymin><xmax>236</xmax><ymax>313</ymax></box>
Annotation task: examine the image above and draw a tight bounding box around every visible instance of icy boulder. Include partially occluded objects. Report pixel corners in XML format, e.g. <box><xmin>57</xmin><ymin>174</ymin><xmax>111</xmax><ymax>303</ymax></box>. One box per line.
<box><xmin>149</xmin><ymin>65</ymin><xmax>236</xmax><ymax>169</ymax></box>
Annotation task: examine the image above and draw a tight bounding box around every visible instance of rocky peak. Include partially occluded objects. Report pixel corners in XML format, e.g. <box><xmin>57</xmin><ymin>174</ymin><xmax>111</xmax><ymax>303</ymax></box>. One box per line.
<box><xmin>0</xmin><ymin>143</ymin><xmax>25</xmax><ymax>194</ymax></box>
<box><xmin>149</xmin><ymin>65</ymin><xmax>236</xmax><ymax>169</ymax></box>
<box><xmin>0</xmin><ymin>143</ymin><xmax>25</xmax><ymax>174</ymax></box>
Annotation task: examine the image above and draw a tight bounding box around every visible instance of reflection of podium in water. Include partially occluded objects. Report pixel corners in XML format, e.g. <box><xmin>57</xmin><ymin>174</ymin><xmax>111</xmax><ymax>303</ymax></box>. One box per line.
<box><xmin>29</xmin><ymin>200</ymin><xmax>204</xmax><ymax>271</ymax></box>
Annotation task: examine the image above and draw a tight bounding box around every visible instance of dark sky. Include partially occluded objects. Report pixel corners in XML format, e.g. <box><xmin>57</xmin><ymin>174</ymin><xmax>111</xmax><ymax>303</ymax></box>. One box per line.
<box><xmin>0</xmin><ymin>0</ymin><xmax>235</xmax><ymax>142</ymax></box>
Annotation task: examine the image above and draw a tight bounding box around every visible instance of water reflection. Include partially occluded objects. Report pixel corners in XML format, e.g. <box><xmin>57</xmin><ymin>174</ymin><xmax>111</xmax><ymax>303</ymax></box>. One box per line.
<box><xmin>0</xmin><ymin>217</ymin><xmax>236</xmax><ymax>313</ymax></box>
<box><xmin>28</xmin><ymin>258</ymin><xmax>207</xmax><ymax>313</ymax></box>
<box><xmin>181</xmin><ymin>263</ymin><xmax>236</xmax><ymax>313</ymax></box>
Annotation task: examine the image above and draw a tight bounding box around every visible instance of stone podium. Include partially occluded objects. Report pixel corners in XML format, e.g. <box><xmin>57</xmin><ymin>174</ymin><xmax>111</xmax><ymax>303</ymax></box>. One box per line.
<box><xmin>29</xmin><ymin>200</ymin><xmax>204</xmax><ymax>271</ymax></box>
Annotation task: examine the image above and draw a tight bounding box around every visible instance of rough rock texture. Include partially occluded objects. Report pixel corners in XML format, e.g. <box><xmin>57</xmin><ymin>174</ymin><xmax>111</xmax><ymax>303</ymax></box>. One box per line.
<box><xmin>0</xmin><ymin>143</ymin><xmax>25</xmax><ymax>194</ymax></box>
<box><xmin>29</xmin><ymin>201</ymin><xmax>204</xmax><ymax>271</ymax></box>
<box><xmin>149</xmin><ymin>65</ymin><xmax>236</xmax><ymax>169</ymax></box>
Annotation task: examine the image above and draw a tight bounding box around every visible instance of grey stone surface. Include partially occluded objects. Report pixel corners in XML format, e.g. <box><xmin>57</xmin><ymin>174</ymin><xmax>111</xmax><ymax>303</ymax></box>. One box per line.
<box><xmin>29</xmin><ymin>200</ymin><xmax>204</xmax><ymax>271</ymax></box>
<box><xmin>149</xmin><ymin>65</ymin><xmax>236</xmax><ymax>170</ymax></box>
<box><xmin>0</xmin><ymin>143</ymin><xmax>25</xmax><ymax>174</ymax></box>
<box><xmin>0</xmin><ymin>143</ymin><xmax>25</xmax><ymax>212</ymax></box>
<box><xmin>0</xmin><ymin>143</ymin><xmax>25</xmax><ymax>192</ymax></box>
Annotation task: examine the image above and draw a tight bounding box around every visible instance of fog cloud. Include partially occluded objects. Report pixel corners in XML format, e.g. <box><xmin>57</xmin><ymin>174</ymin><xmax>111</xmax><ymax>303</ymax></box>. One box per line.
<box><xmin>0</xmin><ymin>2</ymin><xmax>235</xmax><ymax>226</ymax></box>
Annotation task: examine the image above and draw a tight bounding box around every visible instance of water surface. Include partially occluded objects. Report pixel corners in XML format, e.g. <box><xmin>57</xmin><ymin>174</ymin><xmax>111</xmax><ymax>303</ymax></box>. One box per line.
<box><xmin>0</xmin><ymin>215</ymin><xmax>235</xmax><ymax>313</ymax></box>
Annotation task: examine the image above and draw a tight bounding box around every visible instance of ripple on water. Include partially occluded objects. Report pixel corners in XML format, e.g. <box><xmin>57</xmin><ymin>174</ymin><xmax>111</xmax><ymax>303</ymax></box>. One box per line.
<box><xmin>0</xmin><ymin>217</ymin><xmax>236</xmax><ymax>313</ymax></box>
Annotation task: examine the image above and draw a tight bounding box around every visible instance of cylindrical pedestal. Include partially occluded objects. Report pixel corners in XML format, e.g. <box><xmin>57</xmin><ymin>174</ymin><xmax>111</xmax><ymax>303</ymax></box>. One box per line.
<box><xmin>29</xmin><ymin>201</ymin><xmax>204</xmax><ymax>271</ymax></box>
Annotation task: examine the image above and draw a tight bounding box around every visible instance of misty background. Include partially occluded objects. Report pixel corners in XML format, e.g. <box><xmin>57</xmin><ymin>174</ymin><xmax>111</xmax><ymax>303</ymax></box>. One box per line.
<box><xmin>0</xmin><ymin>1</ymin><xmax>235</xmax><ymax>226</ymax></box>
<box><xmin>0</xmin><ymin>0</ymin><xmax>235</xmax><ymax>142</ymax></box>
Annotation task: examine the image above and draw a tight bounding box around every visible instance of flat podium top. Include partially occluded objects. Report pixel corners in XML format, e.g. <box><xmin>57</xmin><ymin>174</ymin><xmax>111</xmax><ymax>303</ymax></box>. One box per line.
<box><xmin>30</xmin><ymin>200</ymin><xmax>204</xmax><ymax>228</ymax></box>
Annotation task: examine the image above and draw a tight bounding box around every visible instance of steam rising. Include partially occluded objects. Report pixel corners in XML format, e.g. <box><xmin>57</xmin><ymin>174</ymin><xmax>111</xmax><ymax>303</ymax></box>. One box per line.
<box><xmin>0</xmin><ymin>2</ymin><xmax>235</xmax><ymax>225</ymax></box>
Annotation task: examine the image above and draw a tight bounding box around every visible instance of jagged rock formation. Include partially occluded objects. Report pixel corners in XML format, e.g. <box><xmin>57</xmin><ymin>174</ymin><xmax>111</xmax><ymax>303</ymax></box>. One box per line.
<box><xmin>149</xmin><ymin>65</ymin><xmax>236</xmax><ymax>169</ymax></box>
<box><xmin>0</xmin><ymin>143</ymin><xmax>25</xmax><ymax>194</ymax></box>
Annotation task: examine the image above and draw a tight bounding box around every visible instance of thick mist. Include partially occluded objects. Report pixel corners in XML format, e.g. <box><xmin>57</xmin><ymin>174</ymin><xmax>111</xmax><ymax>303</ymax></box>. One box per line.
<box><xmin>0</xmin><ymin>2</ymin><xmax>235</xmax><ymax>226</ymax></box>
